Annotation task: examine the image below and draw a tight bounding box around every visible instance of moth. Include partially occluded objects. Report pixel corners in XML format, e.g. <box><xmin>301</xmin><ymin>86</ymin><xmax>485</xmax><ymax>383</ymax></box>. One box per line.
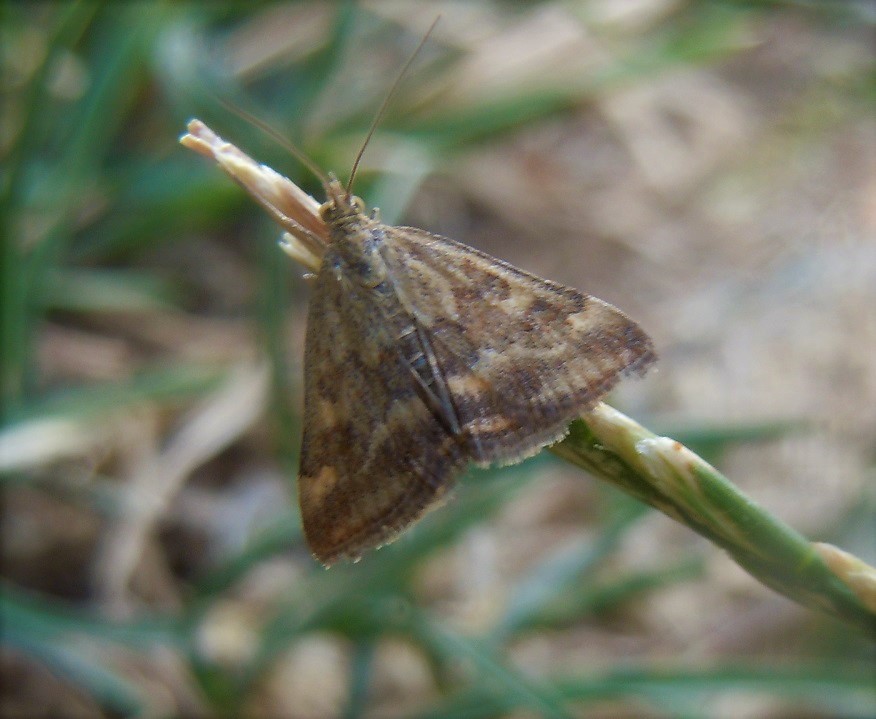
<box><xmin>300</xmin><ymin>181</ymin><xmax>655</xmax><ymax>563</ymax></box>
<box><xmin>181</xmin><ymin>118</ymin><xmax>655</xmax><ymax>565</ymax></box>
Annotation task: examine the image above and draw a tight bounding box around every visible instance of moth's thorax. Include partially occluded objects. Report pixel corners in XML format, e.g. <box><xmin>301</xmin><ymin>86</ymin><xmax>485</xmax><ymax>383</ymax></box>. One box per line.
<box><xmin>325</xmin><ymin>211</ymin><xmax>390</xmax><ymax>289</ymax></box>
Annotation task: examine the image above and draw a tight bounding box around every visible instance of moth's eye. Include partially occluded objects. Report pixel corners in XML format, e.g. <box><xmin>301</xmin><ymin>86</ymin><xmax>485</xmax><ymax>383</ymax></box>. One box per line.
<box><xmin>318</xmin><ymin>201</ymin><xmax>334</xmax><ymax>220</ymax></box>
<box><xmin>351</xmin><ymin>196</ymin><xmax>366</xmax><ymax>214</ymax></box>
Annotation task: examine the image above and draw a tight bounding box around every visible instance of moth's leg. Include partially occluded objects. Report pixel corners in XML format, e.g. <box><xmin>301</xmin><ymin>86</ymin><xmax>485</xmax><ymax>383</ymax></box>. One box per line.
<box><xmin>395</xmin><ymin>323</ymin><xmax>462</xmax><ymax>437</ymax></box>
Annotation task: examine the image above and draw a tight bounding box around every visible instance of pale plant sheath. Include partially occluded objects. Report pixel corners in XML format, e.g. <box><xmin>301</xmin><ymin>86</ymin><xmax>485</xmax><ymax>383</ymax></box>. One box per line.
<box><xmin>180</xmin><ymin>119</ymin><xmax>876</xmax><ymax>633</ymax></box>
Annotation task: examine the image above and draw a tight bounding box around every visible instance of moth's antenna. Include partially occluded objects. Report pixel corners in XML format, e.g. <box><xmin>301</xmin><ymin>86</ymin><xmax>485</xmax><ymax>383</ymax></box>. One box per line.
<box><xmin>219</xmin><ymin>98</ymin><xmax>331</xmax><ymax>189</ymax></box>
<box><xmin>346</xmin><ymin>16</ymin><xmax>440</xmax><ymax>197</ymax></box>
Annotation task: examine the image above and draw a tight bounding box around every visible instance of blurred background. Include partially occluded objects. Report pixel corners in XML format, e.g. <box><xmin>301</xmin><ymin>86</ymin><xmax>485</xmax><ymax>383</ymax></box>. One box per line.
<box><xmin>2</xmin><ymin>1</ymin><xmax>874</xmax><ymax>717</ymax></box>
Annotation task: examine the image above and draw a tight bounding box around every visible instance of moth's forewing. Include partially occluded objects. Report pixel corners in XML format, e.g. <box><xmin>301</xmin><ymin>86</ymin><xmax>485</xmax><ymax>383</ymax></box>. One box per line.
<box><xmin>383</xmin><ymin>226</ymin><xmax>656</xmax><ymax>465</ymax></box>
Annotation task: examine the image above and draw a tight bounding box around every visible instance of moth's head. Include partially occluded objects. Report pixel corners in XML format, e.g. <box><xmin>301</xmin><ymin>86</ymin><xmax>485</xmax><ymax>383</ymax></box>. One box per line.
<box><xmin>320</xmin><ymin>173</ymin><xmax>367</xmax><ymax>224</ymax></box>
<box><xmin>319</xmin><ymin>195</ymin><xmax>366</xmax><ymax>223</ymax></box>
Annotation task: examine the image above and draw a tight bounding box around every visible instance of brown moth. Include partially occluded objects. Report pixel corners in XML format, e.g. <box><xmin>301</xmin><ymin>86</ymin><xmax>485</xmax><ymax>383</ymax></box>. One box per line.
<box><xmin>181</xmin><ymin>120</ymin><xmax>655</xmax><ymax>566</ymax></box>
<box><xmin>299</xmin><ymin>181</ymin><xmax>656</xmax><ymax>564</ymax></box>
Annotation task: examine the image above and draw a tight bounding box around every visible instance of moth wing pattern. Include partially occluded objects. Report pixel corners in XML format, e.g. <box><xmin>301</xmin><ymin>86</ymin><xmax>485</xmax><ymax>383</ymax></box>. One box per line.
<box><xmin>383</xmin><ymin>226</ymin><xmax>656</xmax><ymax>466</ymax></box>
<box><xmin>297</xmin><ymin>247</ymin><xmax>467</xmax><ymax>565</ymax></box>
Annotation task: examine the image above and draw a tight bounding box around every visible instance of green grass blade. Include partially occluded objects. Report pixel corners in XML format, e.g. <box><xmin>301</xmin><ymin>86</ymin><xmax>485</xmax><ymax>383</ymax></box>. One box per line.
<box><xmin>551</xmin><ymin>404</ymin><xmax>876</xmax><ymax>634</ymax></box>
